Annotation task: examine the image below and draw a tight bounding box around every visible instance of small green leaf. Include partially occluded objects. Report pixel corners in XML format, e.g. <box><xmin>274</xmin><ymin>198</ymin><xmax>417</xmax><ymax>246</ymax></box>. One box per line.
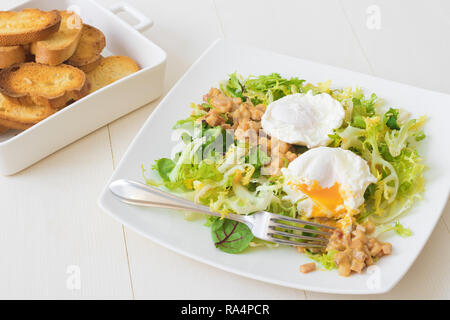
<box><xmin>221</xmin><ymin>73</ymin><xmax>245</xmax><ymax>99</ymax></box>
<box><xmin>211</xmin><ymin>219</ymin><xmax>253</xmax><ymax>254</ymax></box>
<box><xmin>196</xmin><ymin>161</ymin><xmax>223</xmax><ymax>182</ymax></box>
<box><xmin>393</xmin><ymin>221</ymin><xmax>412</xmax><ymax>237</ymax></box>
<box><xmin>352</xmin><ymin>115</ymin><xmax>366</xmax><ymax>129</ymax></box>
<box><xmin>152</xmin><ymin>158</ymin><xmax>175</xmax><ymax>181</ymax></box>
<box><xmin>173</xmin><ymin>114</ymin><xmax>204</xmax><ymax>130</ymax></box>
<box><xmin>414</xmin><ymin>131</ymin><xmax>426</xmax><ymax>141</ymax></box>
<box><xmin>181</xmin><ymin>132</ymin><xmax>192</xmax><ymax>144</ymax></box>
<box><xmin>328</xmin><ymin>133</ymin><xmax>342</xmax><ymax>147</ymax></box>
<box><xmin>383</xmin><ymin>108</ymin><xmax>401</xmax><ymax>130</ymax></box>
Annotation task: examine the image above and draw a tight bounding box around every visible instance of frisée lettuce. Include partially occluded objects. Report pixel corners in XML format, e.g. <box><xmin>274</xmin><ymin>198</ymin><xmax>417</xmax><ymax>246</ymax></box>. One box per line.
<box><xmin>144</xmin><ymin>73</ymin><xmax>426</xmax><ymax>256</ymax></box>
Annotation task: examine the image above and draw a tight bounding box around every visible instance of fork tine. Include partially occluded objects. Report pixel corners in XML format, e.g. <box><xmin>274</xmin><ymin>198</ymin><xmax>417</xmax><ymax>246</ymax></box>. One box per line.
<box><xmin>268</xmin><ymin>237</ymin><xmax>327</xmax><ymax>248</ymax></box>
<box><xmin>268</xmin><ymin>229</ymin><xmax>329</xmax><ymax>243</ymax></box>
<box><xmin>269</xmin><ymin>222</ymin><xmax>332</xmax><ymax>236</ymax></box>
<box><xmin>270</xmin><ymin>213</ymin><xmax>336</xmax><ymax>230</ymax></box>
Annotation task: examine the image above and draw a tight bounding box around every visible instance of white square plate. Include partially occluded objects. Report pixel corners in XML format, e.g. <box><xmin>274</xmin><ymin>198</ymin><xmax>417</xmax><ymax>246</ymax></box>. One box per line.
<box><xmin>98</xmin><ymin>39</ymin><xmax>450</xmax><ymax>294</ymax></box>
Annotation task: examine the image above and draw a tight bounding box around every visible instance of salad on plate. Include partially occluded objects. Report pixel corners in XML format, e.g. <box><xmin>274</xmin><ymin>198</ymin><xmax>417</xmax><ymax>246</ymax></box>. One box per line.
<box><xmin>143</xmin><ymin>73</ymin><xmax>426</xmax><ymax>277</ymax></box>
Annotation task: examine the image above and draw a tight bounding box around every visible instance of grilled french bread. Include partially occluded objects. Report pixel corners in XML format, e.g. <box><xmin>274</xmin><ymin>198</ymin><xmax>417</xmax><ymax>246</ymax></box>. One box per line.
<box><xmin>67</xmin><ymin>24</ymin><xmax>106</xmax><ymax>72</ymax></box>
<box><xmin>0</xmin><ymin>9</ymin><xmax>61</xmax><ymax>46</ymax></box>
<box><xmin>87</xmin><ymin>56</ymin><xmax>139</xmax><ymax>92</ymax></box>
<box><xmin>0</xmin><ymin>118</ymin><xmax>32</xmax><ymax>130</ymax></box>
<box><xmin>0</xmin><ymin>45</ymin><xmax>27</xmax><ymax>69</ymax></box>
<box><xmin>0</xmin><ymin>62</ymin><xmax>90</xmax><ymax>109</ymax></box>
<box><xmin>30</xmin><ymin>11</ymin><xmax>83</xmax><ymax>66</ymax></box>
<box><xmin>0</xmin><ymin>93</ymin><xmax>56</xmax><ymax>126</ymax></box>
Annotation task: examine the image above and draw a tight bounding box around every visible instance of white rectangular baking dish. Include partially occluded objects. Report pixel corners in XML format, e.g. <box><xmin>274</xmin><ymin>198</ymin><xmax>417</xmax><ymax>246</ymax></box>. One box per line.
<box><xmin>0</xmin><ymin>0</ymin><xmax>167</xmax><ymax>175</ymax></box>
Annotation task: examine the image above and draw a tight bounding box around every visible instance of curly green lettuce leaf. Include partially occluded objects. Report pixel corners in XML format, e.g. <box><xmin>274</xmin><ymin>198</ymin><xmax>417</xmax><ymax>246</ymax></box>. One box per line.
<box><xmin>375</xmin><ymin>221</ymin><xmax>412</xmax><ymax>238</ymax></box>
<box><xmin>369</xmin><ymin>148</ymin><xmax>425</xmax><ymax>224</ymax></box>
<box><xmin>172</xmin><ymin>161</ymin><xmax>223</xmax><ymax>191</ymax></box>
<box><xmin>331</xmin><ymin>87</ymin><xmax>426</xmax><ymax>226</ymax></box>
<box><xmin>391</xmin><ymin>148</ymin><xmax>425</xmax><ymax>197</ymax></box>
<box><xmin>244</xmin><ymin>73</ymin><xmax>305</xmax><ymax>105</ymax></box>
<box><xmin>305</xmin><ymin>250</ymin><xmax>337</xmax><ymax>271</ymax></box>
<box><xmin>220</xmin><ymin>72</ymin><xmax>245</xmax><ymax>99</ymax></box>
<box><xmin>173</xmin><ymin>103</ymin><xmax>207</xmax><ymax>130</ymax></box>
<box><xmin>200</xmin><ymin>177</ymin><xmax>277</xmax><ymax>216</ymax></box>
<box><xmin>385</xmin><ymin>116</ymin><xmax>426</xmax><ymax>157</ymax></box>
<box><xmin>267</xmin><ymin>198</ymin><xmax>297</xmax><ymax>218</ymax></box>
<box><xmin>337</xmin><ymin>125</ymin><xmax>365</xmax><ymax>150</ymax></box>
<box><xmin>351</xmin><ymin>92</ymin><xmax>378</xmax><ymax>129</ymax></box>
<box><xmin>150</xmin><ymin>136</ymin><xmax>225</xmax><ymax>191</ymax></box>
<box><xmin>383</xmin><ymin>108</ymin><xmax>401</xmax><ymax>130</ymax></box>
<box><xmin>221</xmin><ymin>72</ymin><xmax>305</xmax><ymax>106</ymax></box>
<box><xmin>151</xmin><ymin>144</ymin><xmax>279</xmax><ymax>217</ymax></box>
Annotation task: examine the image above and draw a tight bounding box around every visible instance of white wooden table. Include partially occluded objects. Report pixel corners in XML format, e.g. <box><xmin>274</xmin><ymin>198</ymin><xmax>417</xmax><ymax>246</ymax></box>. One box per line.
<box><xmin>1</xmin><ymin>0</ymin><xmax>449</xmax><ymax>299</ymax></box>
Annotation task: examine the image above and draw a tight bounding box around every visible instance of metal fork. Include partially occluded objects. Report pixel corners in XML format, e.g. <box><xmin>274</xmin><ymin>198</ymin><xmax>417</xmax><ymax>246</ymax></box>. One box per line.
<box><xmin>109</xmin><ymin>179</ymin><xmax>335</xmax><ymax>248</ymax></box>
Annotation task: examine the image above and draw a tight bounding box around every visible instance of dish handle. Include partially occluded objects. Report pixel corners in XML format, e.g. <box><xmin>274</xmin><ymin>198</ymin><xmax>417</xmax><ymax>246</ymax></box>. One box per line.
<box><xmin>110</xmin><ymin>2</ymin><xmax>154</xmax><ymax>32</ymax></box>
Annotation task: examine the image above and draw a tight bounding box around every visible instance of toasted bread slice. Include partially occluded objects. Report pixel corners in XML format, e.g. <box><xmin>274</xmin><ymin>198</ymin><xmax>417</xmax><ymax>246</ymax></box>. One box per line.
<box><xmin>0</xmin><ymin>93</ymin><xmax>56</xmax><ymax>125</ymax></box>
<box><xmin>78</xmin><ymin>55</ymin><xmax>102</xmax><ymax>73</ymax></box>
<box><xmin>0</xmin><ymin>124</ymin><xmax>8</xmax><ymax>134</ymax></box>
<box><xmin>0</xmin><ymin>9</ymin><xmax>61</xmax><ymax>46</ymax></box>
<box><xmin>0</xmin><ymin>45</ymin><xmax>27</xmax><ymax>69</ymax></box>
<box><xmin>87</xmin><ymin>56</ymin><xmax>139</xmax><ymax>92</ymax></box>
<box><xmin>67</xmin><ymin>24</ymin><xmax>106</xmax><ymax>71</ymax></box>
<box><xmin>0</xmin><ymin>63</ymin><xmax>90</xmax><ymax>109</ymax></box>
<box><xmin>0</xmin><ymin>118</ymin><xmax>32</xmax><ymax>130</ymax></box>
<box><xmin>30</xmin><ymin>11</ymin><xmax>83</xmax><ymax>66</ymax></box>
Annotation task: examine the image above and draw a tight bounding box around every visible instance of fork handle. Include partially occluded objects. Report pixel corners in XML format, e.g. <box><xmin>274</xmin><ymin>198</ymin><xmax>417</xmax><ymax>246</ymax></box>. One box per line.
<box><xmin>109</xmin><ymin>179</ymin><xmax>249</xmax><ymax>223</ymax></box>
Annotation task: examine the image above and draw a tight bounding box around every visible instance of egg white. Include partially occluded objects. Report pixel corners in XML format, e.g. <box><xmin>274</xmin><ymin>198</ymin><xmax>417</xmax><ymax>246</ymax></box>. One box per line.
<box><xmin>282</xmin><ymin>147</ymin><xmax>377</xmax><ymax>231</ymax></box>
<box><xmin>261</xmin><ymin>92</ymin><xmax>345</xmax><ymax>148</ymax></box>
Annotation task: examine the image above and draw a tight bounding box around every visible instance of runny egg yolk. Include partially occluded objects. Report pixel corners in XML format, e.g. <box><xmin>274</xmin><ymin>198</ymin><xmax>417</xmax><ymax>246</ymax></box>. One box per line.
<box><xmin>289</xmin><ymin>181</ymin><xmax>350</xmax><ymax>218</ymax></box>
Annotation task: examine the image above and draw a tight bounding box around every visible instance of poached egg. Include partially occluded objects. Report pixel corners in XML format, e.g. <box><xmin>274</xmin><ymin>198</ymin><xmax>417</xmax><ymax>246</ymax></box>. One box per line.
<box><xmin>261</xmin><ymin>92</ymin><xmax>345</xmax><ymax>148</ymax></box>
<box><xmin>282</xmin><ymin>147</ymin><xmax>377</xmax><ymax>231</ymax></box>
